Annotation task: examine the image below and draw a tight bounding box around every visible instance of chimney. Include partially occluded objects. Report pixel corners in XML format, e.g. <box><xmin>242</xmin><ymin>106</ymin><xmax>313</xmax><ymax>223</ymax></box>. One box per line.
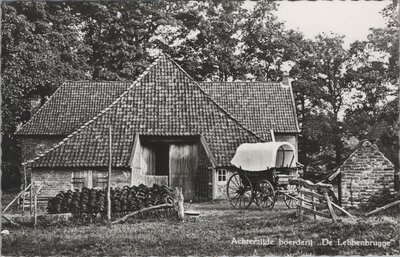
<box><xmin>281</xmin><ymin>73</ymin><xmax>290</xmax><ymax>87</ymax></box>
<box><xmin>30</xmin><ymin>94</ymin><xmax>42</xmax><ymax>115</ymax></box>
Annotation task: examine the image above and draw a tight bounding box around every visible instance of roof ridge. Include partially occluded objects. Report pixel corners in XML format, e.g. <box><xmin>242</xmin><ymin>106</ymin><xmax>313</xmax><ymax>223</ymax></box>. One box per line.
<box><xmin>165</xmin><ymin>55</ymin><xmax>265</xmax><ymax>143</ymax></box>
<box><xmin>62</xmin><ymin>80</ymin><xmax>133</xmax><ymax>84</ymax></box>
<box><xmin>23</xmin><ymin>55</ymin><xmax>164</xmax><ymax>166</ymax></box>
<box><xmin>197</xmin><ymin>81</ymin><xmax>281</xmax><ymax>84</ymax></box>
<box><xmin>16</xmin><ymin>82</ymin><xmax>68</xmax><ymax>135</ymax></box>
<box><xmin>326</xmin><ymin>139</ymin><xmax>394</xmax><ymax>182</ymax></box>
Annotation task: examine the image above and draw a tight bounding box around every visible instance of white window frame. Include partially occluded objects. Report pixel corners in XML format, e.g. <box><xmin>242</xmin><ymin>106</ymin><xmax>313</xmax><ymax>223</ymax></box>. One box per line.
<box><xmin>216</xmin><ymin>169</ymin><xmax>227</xmax><ymax>184</ymax></box>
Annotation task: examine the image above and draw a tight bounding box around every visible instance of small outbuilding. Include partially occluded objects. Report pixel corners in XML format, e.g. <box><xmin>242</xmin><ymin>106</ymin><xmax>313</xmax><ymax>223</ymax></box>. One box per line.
<box><xmin>327</xmin><ymin>140</ymin><xmax>395</xmax><ymax>208</ymax></box>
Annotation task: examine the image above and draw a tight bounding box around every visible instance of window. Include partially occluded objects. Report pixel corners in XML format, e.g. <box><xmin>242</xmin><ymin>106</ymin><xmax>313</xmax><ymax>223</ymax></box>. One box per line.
<box><xmin>93</xmin><ymin>175</ymin><xmax>108</xmax><ymax>189</ymax></box>
<box><xmin>72</xmin><ymin>171</ymin><xmax>108</xmax><ymax>190</ymax></box>
<box><xmin>217</xmin><ymin>169</ymin><xmax>227</xmax><ymax>182</ymax></box>
<box><xmin>72</xmin><ymin>176</ymin><xmax>85</xmax><ymax>191</ymax></box>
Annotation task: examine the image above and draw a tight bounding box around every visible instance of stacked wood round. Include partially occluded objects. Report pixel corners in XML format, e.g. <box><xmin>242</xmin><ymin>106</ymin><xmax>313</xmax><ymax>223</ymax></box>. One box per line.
<box><xmin>47</xmin><ymin>184</ymin><xmax>174</xmax><ymax>214</ymax></box>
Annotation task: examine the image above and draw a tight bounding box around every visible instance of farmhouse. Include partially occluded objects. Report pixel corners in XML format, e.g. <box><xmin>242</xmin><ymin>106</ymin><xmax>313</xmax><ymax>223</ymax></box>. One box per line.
<box><xmin>327</xmin><ymin>140</ymin><xmax>395</xmax><ymax>208</ymax></box>
<box><xmin>16</xmin><ymin>54</ymin><xmax>299</xmax><ymax>201</ymax></box>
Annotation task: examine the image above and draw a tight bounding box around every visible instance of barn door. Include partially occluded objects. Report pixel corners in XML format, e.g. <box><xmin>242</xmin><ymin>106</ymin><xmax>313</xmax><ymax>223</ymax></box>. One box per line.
<box><xmin>169</xmin><ymin>144</ymin><xmax>198</xmax><ymax>200</ymax></box>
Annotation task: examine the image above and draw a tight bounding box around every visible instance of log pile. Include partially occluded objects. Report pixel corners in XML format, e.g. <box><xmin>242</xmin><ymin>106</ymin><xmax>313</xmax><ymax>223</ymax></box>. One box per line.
<box><xmin>47</xmin><ymin>184</ymin><xmax>174</xmax><ymax>215</ymax></box>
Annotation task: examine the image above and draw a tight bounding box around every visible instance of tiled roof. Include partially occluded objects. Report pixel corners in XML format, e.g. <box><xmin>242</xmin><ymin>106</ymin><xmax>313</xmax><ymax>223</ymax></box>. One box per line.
<box><xmin>16</xmin><ymin>81</ymin><xmax>131</xmax><ymax>135</ymax></box>
<box><xmin>25</xmin><ymin>55</ymin><xmax>264</xmax><ymax>168</ymax></box>
<box><xmin>198</xmin><ymin>81</ymin><xmax>299</xmax><ymax>139</ymax></box>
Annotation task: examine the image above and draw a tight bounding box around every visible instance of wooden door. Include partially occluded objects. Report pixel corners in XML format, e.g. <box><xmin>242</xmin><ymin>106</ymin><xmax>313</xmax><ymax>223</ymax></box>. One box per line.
<box><xmin>169</xmin><ymin>144</ymin><xmax>198</xmax><ymax>200</ymax></box>
<box><xmin>141</xmin><ymin>145</ymin><xmax>156</xmax><ymax>175</ymax></box>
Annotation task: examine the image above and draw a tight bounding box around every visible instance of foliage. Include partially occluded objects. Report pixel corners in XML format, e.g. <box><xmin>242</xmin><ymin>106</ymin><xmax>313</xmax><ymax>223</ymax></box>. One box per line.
<box><xmin>1</xmin><ymin>1</ymin><xmax>398</xmax><ymax>187</ymax></box>
<box><xmin>291</xmin><ymin>33</ymin><xmax>353</xmax><ymax>170</ymax></box>
<box><xmin>1</xmin><ymin>2</ymin><xmax>90</xmax><ymax>189</ymax></box>
<box><xmin>360</xmin><ymin>187</ymin><xmax>400</xmax><ymax>213</ymax></box>
<box><xmin>69</xmin><ymin>1</ymin><xmax>181</xmax><ymax>80</ymax></box>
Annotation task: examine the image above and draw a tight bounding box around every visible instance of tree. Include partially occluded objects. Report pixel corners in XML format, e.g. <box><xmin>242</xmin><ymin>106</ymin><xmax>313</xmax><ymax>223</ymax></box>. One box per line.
<box><xmin>1</xmin><ymin>2</ymin><xmax>90</xmax><ymax>188</ymax></box>
<box><xmin>161</xmin><ymin>1</ymin><xmax>248</xmax><ymax>81</ymax></box>
<box><xmin>291</xmin><ymin>33</ymin><xmax>353</xmax><ymax>172</ymax></box>
<box><xmin>70</xmin><ymin>1</ymin><xmax>182</xmax><ymax>80</ymax></box>
<box><xmin>343</xmin><ymin>40</ymin><xmax>394</xmax><ymax>138</ymax></box>
<box><xmin>241</xmin><ymin>1</ymin><xmax>305</xmax><ymax>81</ymax></box>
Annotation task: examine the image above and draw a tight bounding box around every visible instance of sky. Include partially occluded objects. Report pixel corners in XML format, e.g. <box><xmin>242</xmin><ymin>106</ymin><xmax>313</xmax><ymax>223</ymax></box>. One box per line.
<box><xmin>272</xmin><ymin>1</ymin><xmax>388</xmax><ymax>49</ymax></box>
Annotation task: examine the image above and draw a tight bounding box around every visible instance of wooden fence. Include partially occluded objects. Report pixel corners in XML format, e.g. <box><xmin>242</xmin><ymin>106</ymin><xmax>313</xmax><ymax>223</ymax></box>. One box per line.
<box><xmin>142</xmin><ymin>175</ymin><xmax>169</xmax><ymax>187</ymax></box>
<box><xmin>290</xmin><ymin>178</ymin><xmax>353</xmax><ymax>223</ymax></box>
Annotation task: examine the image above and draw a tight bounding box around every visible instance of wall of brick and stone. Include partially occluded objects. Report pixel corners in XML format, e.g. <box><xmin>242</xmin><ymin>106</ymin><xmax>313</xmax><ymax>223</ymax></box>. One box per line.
<box><xmin>18</xmin><ymin>136</ymin><xmax>65</xmax><ymax>188</ymax></box>
<box><xmin>340</xmin><ymin>141</ymin><xmax>395</xmax><ymax>208</ymax></box>
<box><xmin>31</xmin><ymin>167</ymin><xmax>132</xmax><ymax>199</ymax></box>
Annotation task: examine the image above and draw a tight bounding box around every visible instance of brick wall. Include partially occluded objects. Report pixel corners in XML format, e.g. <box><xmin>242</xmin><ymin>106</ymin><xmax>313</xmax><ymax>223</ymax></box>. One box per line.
<box><xmin>31</xmin><ymin>167</ymin><xmax>132</xmax><ymax>199</ymax></box>
<box><xmin>18</xmin><ymin>136</ymin><xmax>65</xmax><ymax>188</ymax></box>
<box><xmin>340</xmin><ymin>141</ymin><xmax>395</xmax><ymax>208</ymax></box>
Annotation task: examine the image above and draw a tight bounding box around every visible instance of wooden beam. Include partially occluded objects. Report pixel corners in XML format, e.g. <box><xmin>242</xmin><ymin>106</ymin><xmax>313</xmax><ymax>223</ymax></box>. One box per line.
<box><xmin>111</xmin><ymin>204</ymin><xmax>174</xmax><ymax>224</ymax></box>
<box><xmin>366</xmin><ymin>200</ymin><xmax>400</xmax><ymax>217</ymax></box>
<box><xmin>3</xmin><ymin>183</ymin><xmax>32</xmax><ymax>214</ymax></box>
<box><xmin>34</xmin><ymin>183</ymin><xmax>38</xmax><ymax>227</ymax></box>
<box><xmin>311</xmin><ymin>195</ymin><xmax>317</xmax><ymax>220</ymax></box>
<box><xmin>297</xmin><ymin>205</ymin><xmax>332</xmax><ymax>219</ymax></box>
<box><xmin>299</xmin><ymin>188</ymin><xmax>326</xmax><ymax>201</ymax></box>
<box><xmin>2</xmin><ymin>215</ymin><xmax>20</xmax><ymax>227</ymax></box>
<box><xmin>200</xmin><ymin>136</ymin><xmax>217</xmax><ymax>168</ymax></box>
<box><xmin>291</xmin><ymin>178</ymin><xmax>332</xmax><ymax>191</ymax></box>
<box><xmin>324</xmin><ymin>192</ymin><xmax>337</xmax><ymax>223</ymax></box>
<box><xmin>297</xmin><ymin>197</ymin><xmax>327</xmax><ymax>209</ymax></box>
<box><xmin>331</xmin><ymin>202</ymin><xmax>354</xmax><ymax>218</ymax></box>
<box><xmin>107</xmin><ymin>126</ymin><xmax>112</xmax><ymax>221</ymax></box>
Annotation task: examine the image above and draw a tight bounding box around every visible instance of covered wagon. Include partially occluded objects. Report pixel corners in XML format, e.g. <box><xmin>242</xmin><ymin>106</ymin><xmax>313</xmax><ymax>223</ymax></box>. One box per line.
<box><xmin>228</xmin><ymin>142</ymin><xmax>300</xmax><ymax>209</ymax></box>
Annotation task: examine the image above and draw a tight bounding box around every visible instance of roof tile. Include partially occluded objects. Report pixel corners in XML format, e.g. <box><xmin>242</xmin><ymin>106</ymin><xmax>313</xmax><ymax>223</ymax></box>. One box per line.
<box><xmin>16</xmin><ymin>81</ymin><xmax>131</xmax><ymax>135</ymax></box>
<box><xmin>199</xmin><ymin>81</ymin><xmax>299</xmax><ymax>136</ymax></box>
<box><xmin>27</xmin><ymin>55</ymin><xmax>264</xmax><ymax>168</ymax></box>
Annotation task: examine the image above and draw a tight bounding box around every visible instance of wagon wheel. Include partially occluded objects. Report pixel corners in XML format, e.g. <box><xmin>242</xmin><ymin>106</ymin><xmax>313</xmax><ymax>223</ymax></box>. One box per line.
<box><xmin>227</xmin><ymin>173</ymin><xmax>254</xmax><ymax>209</ymax></box>
<box><xmin>254</xmin><ymin>180</ymin><xmax>275</xmax><ymax>210</ymax></box>
<box><xmin>283</xmin><ymin>185</ymin><xmax>299</xmax><ymax>209</ymax></box>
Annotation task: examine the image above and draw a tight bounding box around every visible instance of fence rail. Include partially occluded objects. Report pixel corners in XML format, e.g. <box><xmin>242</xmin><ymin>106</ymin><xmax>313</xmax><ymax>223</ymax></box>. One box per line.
<box><xmin>142</xmin><ymin>175</ymin><xmax>169</xmax><ymax>187</ymax></box>
<box><xmin>290</xmin><ymin>178</ymin><xmax>338</xmax><ymax>223</ymax></box>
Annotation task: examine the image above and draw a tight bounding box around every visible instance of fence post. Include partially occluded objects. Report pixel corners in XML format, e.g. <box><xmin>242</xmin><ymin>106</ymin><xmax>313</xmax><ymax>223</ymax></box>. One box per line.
<box><xmin>30</xmin><ymin>183</ymin><xmax>33</xmax><ymax>215</ymax></box>
<box><xmin>34</xmin><ymin>183</ymin><xmax>38</xmax><ymax>227</ymax></box>
<box><xmin>324</xmin><ymin>191</ymin><xmax>337</xmax><ymax>223</ymax></box>
<box><xmin>298</xmin><ymin>185</ymin><xmax>303</xmax><ymax>220</ymax></box>
<box><xmin>175</xmin><ymin>187</ymin><xmax>184</xmax><ymax>222</ymax></box>
<box><xmin>311</xmin><ymin>195</ymin><xmax>317</xmax><ymax>220</ymax></box>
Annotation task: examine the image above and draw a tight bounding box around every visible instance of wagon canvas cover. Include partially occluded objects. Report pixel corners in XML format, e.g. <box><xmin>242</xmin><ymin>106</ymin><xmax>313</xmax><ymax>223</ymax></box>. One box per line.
<box><xmin>230</xmin><ymin>142</ymin><xmax>296</xmax><ymax>171</ymax></box>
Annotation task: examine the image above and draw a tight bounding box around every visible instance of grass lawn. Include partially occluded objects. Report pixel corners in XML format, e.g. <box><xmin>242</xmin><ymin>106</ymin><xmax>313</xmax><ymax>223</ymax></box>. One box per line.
<box><xmin>2</xmin><ymin>199</ymin><xmax>400</xmax><ymax>256</ymax></box>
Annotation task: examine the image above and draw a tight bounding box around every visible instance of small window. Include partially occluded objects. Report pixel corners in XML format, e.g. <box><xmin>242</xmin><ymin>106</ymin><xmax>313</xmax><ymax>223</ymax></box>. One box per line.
<box><xmin>93</xmin><ymin>176</ymin><xmax>108</xmax><ymax>189</ymax></box>
<box><xmin>72</xmin><ymin>177</ymin><xmax>85</xmax><ymax>191</ymax></box>
<box><xmin>217</xmin><ymin>169</ymin><xmax>227</xmax><ymax>182</ymax></box>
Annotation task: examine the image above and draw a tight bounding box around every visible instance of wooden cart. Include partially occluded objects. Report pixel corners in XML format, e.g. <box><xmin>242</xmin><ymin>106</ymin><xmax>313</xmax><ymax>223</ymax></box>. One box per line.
<box><xmin>227</xmin><ymin>142</ymin><xmax>300</xmax><ymax>210</ymax></box>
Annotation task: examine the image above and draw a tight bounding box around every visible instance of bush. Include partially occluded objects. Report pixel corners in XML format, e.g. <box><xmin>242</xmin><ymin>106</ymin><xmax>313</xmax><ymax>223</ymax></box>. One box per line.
<box><xmin>360</xmin><ymin>187</ymin><xmax>400</xmax><ymax>213</ymax></box>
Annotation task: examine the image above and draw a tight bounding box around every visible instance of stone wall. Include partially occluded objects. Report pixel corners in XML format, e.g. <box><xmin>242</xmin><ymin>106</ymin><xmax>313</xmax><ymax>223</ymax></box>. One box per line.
<box><xmin>340</xmin><ymin>141</ymin><xmax>395</xmax><ymax>208</ymax></box>
<box><xmin>31</xmin><ymin>167</ymin><xmax>132</xmax><ymax>199</ymax></box>
<box><xmin>18</xmin><ymin>136</ymin><xmax>65</xmax><ymax>188</ymax></box>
